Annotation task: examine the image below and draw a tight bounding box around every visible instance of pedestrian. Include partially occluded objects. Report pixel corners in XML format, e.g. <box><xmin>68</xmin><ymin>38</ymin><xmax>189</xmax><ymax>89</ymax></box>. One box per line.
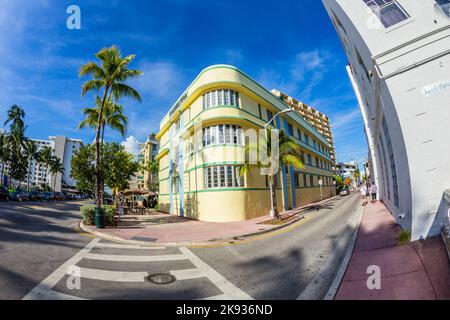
<box><xmin>360</xmin><ymin>185</ymin><xmax>368</xmax><ymax>206</ymax></box>
<box><xmin>370</xmin><ymin>182</ymin><xmax>378</xmax><ymax>203</ymax></box>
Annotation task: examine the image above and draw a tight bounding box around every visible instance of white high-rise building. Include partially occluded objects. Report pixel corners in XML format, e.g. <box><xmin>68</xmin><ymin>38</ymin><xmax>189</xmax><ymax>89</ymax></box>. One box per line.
<box><xmin>2</xmin><ymin>136</ymin><xmax>82</xmax><ymax>192</ymax></box>
<box><xmin>322</xmin><ymin>0</ymin><xmax>450</xmax><ymax>240</ymax></box>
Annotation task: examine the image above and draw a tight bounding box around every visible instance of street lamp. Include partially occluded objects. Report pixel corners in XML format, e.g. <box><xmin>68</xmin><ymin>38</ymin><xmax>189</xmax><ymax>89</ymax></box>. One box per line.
<box><xmin>264</xmin><ymin>107</ymin><xmax>293</xmax><ymax>218</ymax></box>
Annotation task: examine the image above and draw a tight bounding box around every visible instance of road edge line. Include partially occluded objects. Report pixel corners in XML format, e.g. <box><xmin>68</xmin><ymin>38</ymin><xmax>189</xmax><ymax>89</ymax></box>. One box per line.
<box><xmin>323</xmin><ymin>204</ymin><xmax>364</xmax><ymax>300</ymax></box>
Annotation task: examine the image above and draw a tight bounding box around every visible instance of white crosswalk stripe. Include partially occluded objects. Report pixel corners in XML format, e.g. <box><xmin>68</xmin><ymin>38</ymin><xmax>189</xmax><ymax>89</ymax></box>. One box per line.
<box><xmin>23</xmin><ymin>238</ymin><xmax>253</xmax><ymax>300</ymax></box>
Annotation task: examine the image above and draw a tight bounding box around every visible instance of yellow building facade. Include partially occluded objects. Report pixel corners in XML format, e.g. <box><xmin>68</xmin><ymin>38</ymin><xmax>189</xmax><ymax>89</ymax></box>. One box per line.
<box><xmin>155</xmin><ymin>65</ymin><xmax>334</xmax><ymax>223</ymax></box>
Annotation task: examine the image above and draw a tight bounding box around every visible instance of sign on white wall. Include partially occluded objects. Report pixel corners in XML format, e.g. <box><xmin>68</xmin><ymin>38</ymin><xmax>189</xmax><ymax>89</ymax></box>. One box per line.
<box><xmin>421</xmin><ymin>79</ymin><xmax>450</xmax><ymax>98</ymax></box>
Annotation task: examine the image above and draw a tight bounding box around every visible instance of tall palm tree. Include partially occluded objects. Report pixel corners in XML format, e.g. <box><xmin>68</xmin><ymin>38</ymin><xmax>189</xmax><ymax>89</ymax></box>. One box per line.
<box><xmin>240</xmin><ymin>129</ymin><xmax>304</xmax><ymax>220</ymax></box>
<box><xmin>78</xmin><ymin>96</ymin><xmax>128</xmax><ymax>143</ymax></box>
<box><xmin>0</xmin><ymin>133</ymin><xmax>10</xmax><ymax>186</ymax></box>
<box><xmin>37</xmin><ymin>146</ymin><xmax>53</xmax><ymax>190</ymax></box>
<box><xmin>4</xmin><ymin>105</ymin><xmax>25</xmax><ymax>130</ymax></box>
<box><xmin>142</xmin><ymin>160</ymin><xmax>159</xmax><ymax>191</ymax></box>
<box><xmin>79</xmin><ymin>45</ymin><xmax>143</xmax><ymax>208</ymax></box>
<box><xmin>23</xmin><ymin>140</ymin><xmax>38</xmax><ymax>191</ymax></box>
<box><xmin>49</xmin><ymin>157</ymin><xmax>65</xmax><ymax>191</ymax></box>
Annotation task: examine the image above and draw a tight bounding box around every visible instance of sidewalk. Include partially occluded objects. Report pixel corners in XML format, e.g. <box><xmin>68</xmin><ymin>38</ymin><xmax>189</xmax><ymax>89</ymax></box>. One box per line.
<box><xmin>81</xmin><ymin>196</ymin><xmax>338</xmax><ymax>245</ymax></box>
<box><xmin>335</xmin><ymin>202</ymin><xmax>450</xmax><ymax>300</ymax></box>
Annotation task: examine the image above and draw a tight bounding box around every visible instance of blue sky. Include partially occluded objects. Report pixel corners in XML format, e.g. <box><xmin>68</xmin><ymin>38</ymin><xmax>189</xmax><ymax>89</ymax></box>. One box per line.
<box><xmin>0</xmin><ymin>0</ymin><xmax>368</xmax><ymax>166</ymax></box>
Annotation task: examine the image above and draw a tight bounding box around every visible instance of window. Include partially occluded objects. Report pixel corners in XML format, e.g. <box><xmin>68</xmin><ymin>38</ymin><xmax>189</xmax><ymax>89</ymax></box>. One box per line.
<box><xmin>363</xmin><ymin>0</ymin><xmax>409</xmax><ymax>28</ymax></box>
<box><xmin>203</xmin><ymin>125</ymin><xmax>243</xmax><ymax>147</ymax></box>
<box><xmin>294</xmin><ymin>174</ymin><xmax>300</xmax><ymax>188</ymax></box>
<box><xmin>313</xmin><ymin>140</ymin><xmax>317</xmax><ymax>150</ymax></box>
<box><xmin>315</xmin><ymin>157</ymin><xmax>319</xmax><ymax>167</ymax></box>
<box><xmin>258</xmin><ymin>104</ymin><xmax>262</xmax><ymax>118</ymax></box>
<box><xmin>203</xmin><ymin>89</ymin><xmax>240</xmax><ymax>109</ymax></box>
<box><xmin>287</xmin><ymin>123</ymin><xmax>294</xmax><ymax>136</ymax></box>
<box><xmin>297</xmin><ymin>129</ymin><xmax>302</xmax><ymax>140</ymax></box>
<box><xmin>303</xmin><ymin>174</ymin><xmax>308</xmax><ymax>187</ymax></box>
<box><xmin>267</xmin><ymin>110</ymin><xmax>274</xmax><ymax>123</ymax></box>
<box><xmin>307</xmin><ymin>155</ymin><xmax>312</xmax><ymax>166</ymax></box>
<box><xmin>204</xmin><ymin>166</ymin><xmax>244</xmax><ymax>189</ymax></box>
<box><xmin>304</xmin><ymin>134</ymin><xmax>310</xmax><ymax>145</ymax></box>
<box><xmin>382</xmin><ymin>118</ymin><xmax>399</xmax><ymax>207</ymax></box>
<box><xmin>310</xmin><ymin>175</ymin><xmax>315</xmax><ymax>188</ymax></box>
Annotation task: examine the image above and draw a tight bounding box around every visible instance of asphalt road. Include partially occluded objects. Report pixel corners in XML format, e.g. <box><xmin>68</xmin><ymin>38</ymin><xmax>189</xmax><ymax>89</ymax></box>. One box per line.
<box><xmin>0</xmin><ymin>193</ymin><xmax>362</xmax><ymax>300</ymax></box>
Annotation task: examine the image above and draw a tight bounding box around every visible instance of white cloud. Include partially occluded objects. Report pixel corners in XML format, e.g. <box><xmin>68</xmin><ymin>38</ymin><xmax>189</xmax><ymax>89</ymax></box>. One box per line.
<box><xmin>331</xmin><ymin>108</ymin><xmax>361</xmax><ymax>131</ymax></box>
<box><xmin>121</xmin><ymin>136</ymin><xmax>142</xmax><ymax>158</ymax></box>
<box><xmin>133</xmin><ymin>61</ymin><xmax>183</xmax><ymax>97</ymax></box>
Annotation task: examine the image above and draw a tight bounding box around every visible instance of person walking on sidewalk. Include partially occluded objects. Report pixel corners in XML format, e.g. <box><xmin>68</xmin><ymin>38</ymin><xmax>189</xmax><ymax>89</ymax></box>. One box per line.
<box><xmin>360</xmin><ymin>185</ymin><xmax>368</xmax><ymax>206</ymax></box>
<box><xmin>370</xmin><ymin>182</ymin><xmax>378</xmax><ymax>203</ymax></box>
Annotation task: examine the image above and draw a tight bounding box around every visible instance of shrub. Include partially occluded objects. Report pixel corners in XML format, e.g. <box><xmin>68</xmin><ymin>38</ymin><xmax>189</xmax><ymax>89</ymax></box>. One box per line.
<box><xmin>397</xmin><ymin>230</ymin><xmax>412</xmax><ymax>245</ymax></box>
<box><xmin>81</xmin><ymin>205</ymin><xmax>95</xmax><ymax>225</ymax></box>
<box><xmin>81</xmin><ymin>205</ymin><xmax>117</xmax><ymax>226</ymax></box>
<box><xmin>155</xmin><ymin>203</ymin><xmax>160</xmax><ymax>211</ymax></box>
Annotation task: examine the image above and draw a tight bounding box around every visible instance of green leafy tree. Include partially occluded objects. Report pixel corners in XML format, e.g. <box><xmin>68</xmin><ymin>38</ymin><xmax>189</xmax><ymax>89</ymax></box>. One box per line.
<box><xmin>79</xmin><ymin>45</ymin><xmax>143</xmax><ymax>209</ymax></box>
<box><xmin>103</xmin><ymin>143</ymin><xmax>139</xmax><ymax>196</ymax></box>
<box><xmin>333</xmin><ymin>174</ymin><xmax>345</xmax><ymax>193</ymax></box>
<box><xmin>71</xmin><ymin>143</ymin><xmax>138</xmax><ymax>198</ymax></box>
<box><xmin>240</xmin><ymin>129</ymin><xmax>304</xmax><ymax>220</ymax></box>
<box><xmin>70</xmin><ymin>145</ymin><xmax>96</xmax><ymax>195</ymax></box>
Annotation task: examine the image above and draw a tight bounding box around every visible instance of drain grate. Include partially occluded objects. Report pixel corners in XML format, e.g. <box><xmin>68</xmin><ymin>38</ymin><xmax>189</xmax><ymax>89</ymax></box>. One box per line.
<box><xmin>146</xmin><ymin>273</ymin><xmax>176</xmax><ymax>285</ymax></box>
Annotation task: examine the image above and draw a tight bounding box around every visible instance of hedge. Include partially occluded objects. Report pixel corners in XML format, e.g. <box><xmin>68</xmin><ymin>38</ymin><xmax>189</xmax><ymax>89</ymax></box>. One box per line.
<box><xmin>81</xmin><ymin>205</ymin><xmax>116</xmax><ymax>226</ymax></box>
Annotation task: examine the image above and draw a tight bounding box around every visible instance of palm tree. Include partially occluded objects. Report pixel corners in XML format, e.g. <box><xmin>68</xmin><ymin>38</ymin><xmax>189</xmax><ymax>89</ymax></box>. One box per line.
<box><xmin>49</xmin><ymin>157</ymin><xmax>65</xmax><ymax>191</ymax></box>
<box><xmin>0</xmin><ymin>133</ymin><xmax>10</xmax><ymax>186</ymax></box>
<box><xmin>78</xmin><ymin>96</ymin><xmax>128</xmax><ymax>143</ymax></box>
<box><xmin>142</xmin><ymin>160</ymin><xmax>159</xmax><ymax>191</ymax></box>
<box><xmin>23</xmin><ymin>140</ymin><xmax>38</xmax><ymax>191</ymax></box>
<box><xmin>240</xmin><ymin>129</ymin><xmax>304</xmax><ymax>220</ymax></box>
<box><xmin>79</xmin><ymin>45</ymin><xmax>143</xmax><ymax>209</ymax></box>
<box><xmin>4</xmin><ymin>105</ymin><xmax>25</xmax><ymax>130</ymax></box>
<box><xmin>37</xmin><ymin>146</ymin><xmax>53</xmax><ymax>190</ymax></box>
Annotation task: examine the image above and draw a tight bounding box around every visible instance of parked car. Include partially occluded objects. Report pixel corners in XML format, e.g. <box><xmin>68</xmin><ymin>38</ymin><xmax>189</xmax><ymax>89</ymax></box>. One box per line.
<box><xmin>54</xmin><ymin>192</ymin><xmax>66</xmax><ymax>201</ymax></box>
<box><xmin>10</xmin><ymin>191</ymin><xmax>29</xmax><ymax>202</ymax></box>
<box><xmin>29</xmin><ymin>191</ymin><xmax>42</xmax><ymax>201</ymax></box>
<box><xmin>0</xmin><ymin>187</ymin><xmax>10</xmax><ymax>201</ymax></box>
<box><xmin>41</xmin><ymin>192</ymin><xmax>55</xmax><ymax>201</ymax></box>
<box><xmin>340</xmin><ymin>188</ymin><xmax>350</xmax><ymax>197</ymax></box>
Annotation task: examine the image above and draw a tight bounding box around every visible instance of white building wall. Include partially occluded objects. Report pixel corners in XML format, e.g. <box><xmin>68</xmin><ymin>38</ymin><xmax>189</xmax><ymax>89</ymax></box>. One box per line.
<box><xmin>322</xmin><ymin>0</ymin><xmax>450</xmax><ymax>240</ymax></box>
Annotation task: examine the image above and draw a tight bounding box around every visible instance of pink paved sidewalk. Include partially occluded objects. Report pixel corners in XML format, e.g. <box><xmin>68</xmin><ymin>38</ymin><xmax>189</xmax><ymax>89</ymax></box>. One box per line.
<box><xmin>336</xmin><ymin>202</ymin><xmax>450</xmax><ymax>300</ymax></box>
<box><xmin>84</xmin><ymin>197</ymin><xmax>338</xmax><ymax>244</ymax></box>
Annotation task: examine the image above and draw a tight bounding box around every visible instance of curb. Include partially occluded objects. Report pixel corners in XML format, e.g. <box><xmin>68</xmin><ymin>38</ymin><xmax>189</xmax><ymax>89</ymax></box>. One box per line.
<box><xmin>78</xmin><ymin>196</ymin><xmax>340</xmax><ymax>248</ymax></box>
<box><xmin>323</xmin><ymin>204</ymin><xmax>364</xmax><ymax>300</ymax></box>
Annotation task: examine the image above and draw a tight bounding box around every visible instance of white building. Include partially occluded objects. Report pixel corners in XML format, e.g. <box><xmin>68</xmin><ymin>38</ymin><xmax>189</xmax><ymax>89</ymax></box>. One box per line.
<box><xmin>49</xmin><ymin>136</ymin><xmax>83</xmax><ymax>192</ymax></box>
<box><xmin>336</xmin><ymin>161</ymin><xmax>360</xmax><ymax>189</ymax></box>
<box><xmin>322</xmin><ymin>0</ymin><xmax>450</xmax><ymax>240</ymax></box>
<box><xmin>2</xmin><ymin>136</ymin><xmax>82</xmax><ymax>192</ymax></box>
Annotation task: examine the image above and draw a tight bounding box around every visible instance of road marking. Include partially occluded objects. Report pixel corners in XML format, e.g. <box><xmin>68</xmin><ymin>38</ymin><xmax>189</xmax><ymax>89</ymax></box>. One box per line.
<box><xmin>23</xmin><ymin>238</ymin><xmax>100</xmax><ymax>300</ymax></box>
<box><xmin>83</xmin><ymin>252</ymin><xmax>187</xmax><ymax>262</ymax></box>
<box><xmin>198</xmin><ymin>294</ymin><xmax>228</xmax><ymax>300</ymax></box>
<box><xmin>189</xmin><ymin>216</ymin><xmax>312</xmax><ymax>249</ymax></box>
<box><xmin>179</xmin><ymin>247</ymin><xmax>253</xmax><ymax>300</ymax></box>
<box><xmin>170</xmin><ymin>268</ymin><xmax>203</xmax><ymax>281</ymax></box>
<box><xmin>94</xmin><ymin>242</ymin><xmax>166</xmax><ymax>250</ymax></box>
<box><xmin>297</xmin><ymin>202</ymin><xmax>363</xmax><ymax>300</ymax></box>
<box><xmin>74</xmin><ymin>267</ymin><xmax>148</xmax><ymax>283</ymax></box>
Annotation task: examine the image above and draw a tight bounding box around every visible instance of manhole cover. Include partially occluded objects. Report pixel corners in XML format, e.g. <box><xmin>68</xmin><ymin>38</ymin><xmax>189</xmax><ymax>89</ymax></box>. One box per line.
<box><xmin>146</xmin><ymin>273</ymin><xmax>176</xmax><ymax>285</ymax></box>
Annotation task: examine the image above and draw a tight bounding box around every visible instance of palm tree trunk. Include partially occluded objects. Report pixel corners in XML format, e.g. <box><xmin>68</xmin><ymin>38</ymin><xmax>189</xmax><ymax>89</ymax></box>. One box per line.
<box><xmin>95</xmin><ymin>86</ymin><xmax>110</xmax><ymax>209</ymax></box>
<box><xmin>272</xmin><ymin>175</ymin><xmax>281</xmax><ymax>220</ymax></box>
<box><xmin>1</xmin><ymin>163</ymin><xmax>4</xmax><ymax>186</ymax></box>
<box><xmin>100</xmin><ymin>123</ymin><xmax>106</xmax><ymax>205</ymax></box>
<box><xmin>27</xmin><ymin>161</ymin><xmax>31</xmax><ymax>192</ymax></box>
